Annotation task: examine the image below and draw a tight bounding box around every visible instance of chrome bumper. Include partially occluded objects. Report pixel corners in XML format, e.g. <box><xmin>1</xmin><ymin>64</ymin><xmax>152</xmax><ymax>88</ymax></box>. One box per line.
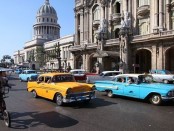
<box><xmin>161</xmin><ymin>96</ymin><xmax>174</xmax><ymax>100</ymax></box>
<box><xmin>63</xmin><ymin>91</ymin><xmax>95</xmax><ymax>103</ymax></box>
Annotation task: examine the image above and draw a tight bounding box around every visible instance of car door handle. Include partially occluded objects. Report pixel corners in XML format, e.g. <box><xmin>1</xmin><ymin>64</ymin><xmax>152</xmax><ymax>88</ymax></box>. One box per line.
<box><xmin>129</xmin><ymin>91</ymin><xmax>133</xmax><ymax>93</ymax></box>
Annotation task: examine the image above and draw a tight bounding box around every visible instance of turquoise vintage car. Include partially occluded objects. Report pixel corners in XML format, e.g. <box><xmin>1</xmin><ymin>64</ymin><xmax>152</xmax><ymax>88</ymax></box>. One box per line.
<box><xmin>94</xmin><ymin>74</ymin><xmax>174</xmax><ymax>105</ymax></box>
<box><xmin>19</xmin><ymin>70</ymin><xmax>38</xmax><ymax>82</ymax></box>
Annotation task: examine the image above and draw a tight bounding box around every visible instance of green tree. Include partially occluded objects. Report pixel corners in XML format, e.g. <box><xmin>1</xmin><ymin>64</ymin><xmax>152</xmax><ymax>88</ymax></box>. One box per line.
<box><xmin>35</xmin><ymin>46</ymin><xmax>46</xmax><ymax>67</ymax></box>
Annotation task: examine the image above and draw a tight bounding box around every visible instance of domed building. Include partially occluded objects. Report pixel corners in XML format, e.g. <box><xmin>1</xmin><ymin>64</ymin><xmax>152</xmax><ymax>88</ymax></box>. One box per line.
<box><xmin>33</xmin><ymin>0</ymin><xmax>60</xmax><ymax>40</ymax></box>
<box><xmin>14</xmin><ymin>0</ymin><xmax>74</xmax><ymax>70</ymax></box>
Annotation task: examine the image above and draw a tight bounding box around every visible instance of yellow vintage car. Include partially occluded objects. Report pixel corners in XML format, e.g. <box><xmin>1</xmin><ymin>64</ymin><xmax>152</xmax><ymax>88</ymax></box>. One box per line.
<box><xmin>27</xmin><ymin>72</ymin><xmax>95</xmax><ymax>106</ymax></box>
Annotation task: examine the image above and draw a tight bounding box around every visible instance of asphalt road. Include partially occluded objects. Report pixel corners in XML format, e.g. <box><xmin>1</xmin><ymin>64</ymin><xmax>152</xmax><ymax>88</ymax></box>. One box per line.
<box><xmin>1</xmin><ymin>74</ymin><xmax>174</xmax><ymax>131</ymax></box>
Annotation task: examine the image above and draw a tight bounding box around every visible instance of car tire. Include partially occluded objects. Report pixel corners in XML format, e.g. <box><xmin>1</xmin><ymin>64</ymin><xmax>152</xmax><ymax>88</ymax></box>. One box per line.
<box><xmin>149</xmin><ymin>94</ymin><xmax>162</xmax><ymax>105</ymax></box>
<box><xmin>32</xmin><ymin>90</ymin><xmax>38</xmax><ymax>98</ymax></box>
<box><xmin>107</xmin><ymin>90</ymin><xmax>114</xmax><ymax>98</ymax></box>
<box><xmin>163</xmin><ymin>79</ymin><xmax>169</xmax><ymax>84</ymax></box>
<box><xmin>55</xmin><ymin>93</ymin><xmax>63</xmax><ymax>106</ymax></box>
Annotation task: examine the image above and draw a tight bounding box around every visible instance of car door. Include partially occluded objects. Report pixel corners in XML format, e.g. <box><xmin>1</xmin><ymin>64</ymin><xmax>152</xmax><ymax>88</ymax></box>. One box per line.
<box><xmin>111</xmin><ymin>77</ymin><xmax>125</xmax><ymax>95</ymax></box>
<box><xmin>123</xmin><ymin>77</ymin><xmax>140</xmax><ymax>98</ymax></box>
<box><xmin>36</xmin><ymin>76</ymin><xmax>46</xmax><ymax>97</ymax></box>
<box><xmin>42</xmin><ymin>76</ymin><xmax>54</xmax><ymax>99</ymax></box>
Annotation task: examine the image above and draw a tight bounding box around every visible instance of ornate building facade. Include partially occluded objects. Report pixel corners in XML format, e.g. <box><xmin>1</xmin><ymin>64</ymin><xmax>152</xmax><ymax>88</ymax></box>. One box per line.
<box><xmin>14</xmin><ymin>0</ymin><xmax>74</xmax><ymax>70</ymax></box>
<box><xmin>70</xmin><ymin>0</ymin><xmax>174</xmax><ymax>73</ymax></box>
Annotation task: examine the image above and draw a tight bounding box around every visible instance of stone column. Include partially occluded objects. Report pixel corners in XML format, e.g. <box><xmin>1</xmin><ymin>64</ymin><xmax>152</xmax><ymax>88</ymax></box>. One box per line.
<box><xmin>159</xmin><ymin>0</ymin><xmax>163</xmax><ymax>30</ymax></box>
<box><xmin>84</xmin><ymin>8</ymin><xmax>89</xmax><ymax>41</ymax></box>
<box><xmin>166</xmin><ymin>0</ymin><xmax>171</xmax><ymax>30</ymax></box>
<box><xmin>151</xmin><ymin>46</ymin><xmax>157</xmax><ymax>70</ymax></box>
<box><xmin>157</xmin><ymin>45</ymin><xmax>163</xmax><ymax>69</ymax></box>
<box><xmin>154</xmin><ymin>0</ymin><xmax>158</xmax><ymax>28</ymax></box>
<box><xmin>75</xmin><ymin>14</ymin><xmax>78</xmax><ymax>45</ymax></box>
<box><xmin>80</xmin><ymin>9</ymin><xmax>84</xmax><ymax>42</ymax></box>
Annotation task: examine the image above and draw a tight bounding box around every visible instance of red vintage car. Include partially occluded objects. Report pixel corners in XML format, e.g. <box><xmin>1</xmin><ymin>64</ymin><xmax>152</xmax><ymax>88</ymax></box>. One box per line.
<box><xmin>70</xmin><ymin>69</ymin><xmax>97</xmax><ymax>82</ymax></box>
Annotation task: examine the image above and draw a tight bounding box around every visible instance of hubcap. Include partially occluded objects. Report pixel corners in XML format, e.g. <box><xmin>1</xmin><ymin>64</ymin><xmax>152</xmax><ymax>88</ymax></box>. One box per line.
<box><xmin>152</xmin><ymin>96</ymin><xmax>160</xmax><ymax>104</ymax></box>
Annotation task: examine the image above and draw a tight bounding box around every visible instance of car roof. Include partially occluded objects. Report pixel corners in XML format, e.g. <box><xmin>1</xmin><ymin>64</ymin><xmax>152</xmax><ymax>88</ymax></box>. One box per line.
<box><xmin>102</xmin><ymin>71</ymin><xmax>122</xmax><ymax>74</ymax></box>
<box><xmin>23</xmin><ymin>70</ymin><xmax>36</xmax><ymax>71</ymax></box>
<box><xmin>70</xmin><ymin>69</ymin><xmax>85</xmax><ymax>72</ymax></box>
<box><xmin>115</xmin><ymin>74</ymin><xmax>151</xmax><ymax>78</ymax></box>
<box><xmin>39</xmin><ymin>72</ymin><xmax>71</xmax><ymax>77</ymax></box>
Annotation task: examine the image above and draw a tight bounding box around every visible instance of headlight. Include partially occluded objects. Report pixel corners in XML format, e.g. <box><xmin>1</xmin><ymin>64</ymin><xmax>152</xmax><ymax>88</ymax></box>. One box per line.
<box><xmin>66</xmin><ymin>88</ymin><xmax>72</xmax><ymax>94</ymax></box>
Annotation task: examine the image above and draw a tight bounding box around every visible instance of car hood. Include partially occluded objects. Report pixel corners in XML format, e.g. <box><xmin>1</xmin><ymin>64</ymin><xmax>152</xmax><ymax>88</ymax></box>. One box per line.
<box><xmin>55</xmin><ymin>82</ymin><xmax>92</xmax><ymax>92</ymax></box>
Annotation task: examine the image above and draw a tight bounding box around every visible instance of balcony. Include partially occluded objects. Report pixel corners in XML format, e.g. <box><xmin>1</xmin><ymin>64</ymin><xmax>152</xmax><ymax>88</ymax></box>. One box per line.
<box><xmin>92</xmin><ymin>20</ymin><xmax>100</xmax><ymax>30</ymax></box>
<box><xmin>132</xmin><ymin>30</ymin><xmax>174</xmax><ymax>43</ymax></box>
<box><xmin>111</xmin><ymin>13</ymin><xmax>121</xmax><ymax>25</ymax></box>
<box><xmin>137</xmin><ymin>5</ymin><xmax>150</xmax><ymax>19</ymax></box>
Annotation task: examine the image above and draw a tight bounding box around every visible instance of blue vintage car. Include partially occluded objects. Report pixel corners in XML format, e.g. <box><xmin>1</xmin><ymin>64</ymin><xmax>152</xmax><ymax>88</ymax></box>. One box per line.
<box><xmin>15</xmin><ymin>69</ymin><xmax>22</xmax><ymax>74</ymax></box>
<box><xmin>19</xmin><ymin>70</ymin><xmax>38</xmax><ymax>82</ymax></box>
<box><xmin>94</xmin><ymin>74</ymin><xmax>174</xmax><ymax>105</ymax></box>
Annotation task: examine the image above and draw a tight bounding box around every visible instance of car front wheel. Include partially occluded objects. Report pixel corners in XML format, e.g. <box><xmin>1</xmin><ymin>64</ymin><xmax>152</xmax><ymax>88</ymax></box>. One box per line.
<box><xmin>107</xmin><ymin>90</ymin><xmax>114</xmax><ymax>98</ymax></box>
<box><xmin>149</xmin><ymin>94</ymin><xmax>162</xmax><ymax>105</ymax></box>
<box><xmin>55</xmin><ymin>94</ymin><xmax>63</xmax><ymax>106</ymax></box>
<box><xmin>32</xmin><ymin>90</ymin><xmax>38</xmax><ymax>98</ymax></box>
<box><xmin>163</xmin><ymin>79</ymin><xmax>169</xmax><ymax>84</ymax></box>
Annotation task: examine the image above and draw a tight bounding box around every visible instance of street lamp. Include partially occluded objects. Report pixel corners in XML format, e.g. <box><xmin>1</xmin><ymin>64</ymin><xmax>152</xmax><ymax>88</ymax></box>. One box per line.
<box><xmin>55</xmin><ymin>42</ymin><xmax>61</xmax><ymax>72</ymax></box>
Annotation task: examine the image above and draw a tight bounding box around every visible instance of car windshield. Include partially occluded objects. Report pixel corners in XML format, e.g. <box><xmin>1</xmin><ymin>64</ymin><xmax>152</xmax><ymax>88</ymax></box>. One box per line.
<box><xmin>28</xmin><ymin>71</ymin><xmax>36</xmax><ymax>74</ymax></box>
<box><xmin>52</xmin><ymin>75</ymin><xmax>75</xmax><ymax>82</ymax></box>
<box><xmin>164</xmin><ymin>70</ymin><xmax>171</xmax><ymax>74</ymax></box>
<box><xmin>138</xmin><ymin>75</ymin><xmax>154</xmax><ymax>83</ymax></box>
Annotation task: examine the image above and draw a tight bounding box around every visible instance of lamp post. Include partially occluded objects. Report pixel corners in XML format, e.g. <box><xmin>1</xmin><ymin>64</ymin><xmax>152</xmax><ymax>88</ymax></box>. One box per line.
<box><xmin>55</xmin><ymin>42</ymin><xmax>61</xmax><ymax>72</ymax></box>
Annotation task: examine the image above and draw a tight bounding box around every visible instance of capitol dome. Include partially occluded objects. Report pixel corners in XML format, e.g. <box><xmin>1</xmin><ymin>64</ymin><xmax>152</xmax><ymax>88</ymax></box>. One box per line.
<box><xmin>37</xmin><ymin>0</ymin><xmax>57</xmax><ymax>16</ymax></box>
<box><xmin>33</xmin><ymin>0</ymin><xmax>60</xmax><ymax>40</ymax></box>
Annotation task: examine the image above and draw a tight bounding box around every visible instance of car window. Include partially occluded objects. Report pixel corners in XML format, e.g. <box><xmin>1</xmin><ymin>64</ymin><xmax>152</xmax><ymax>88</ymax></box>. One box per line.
<box><xmin>157</xmin><ymin>70</ymin><xmax>163</xmax><ymax>74</ymax></box>
<box><xmin>45</xmin><ymin>76</ymin><xmax>52</xmax><ymax>83</ymax></box>
<box><xmin>138</xmin><ymin>75</ymin><xmax>153</xmax><ymax>83</ymax></box>
<box><xmin>165</xmin><ymin>70</ymin><xmax>171</xmax><ymax>74</ymax></box>
<box><xmin>127</xmin><ymin>77</ymin><xmax>136</xmax><ymax>84</ymax></box>
<box><xmin>116</xmin><ymin>77</ymin><xmax>126</xmax><ymax>83</ymax></box>
<box><xmin>38</xmin><ymin>76</ymin><xmax>44</xmax><ymax>82</ymax></box>
<box><xmin>52</xmin><ymin>75</ymin><xmax>75</xmax><ymax>82</ymax></box>
<box><xmin>28</xmin><ymin>71</ymin><xmax>36</xmax><ymax>74</ymax></box>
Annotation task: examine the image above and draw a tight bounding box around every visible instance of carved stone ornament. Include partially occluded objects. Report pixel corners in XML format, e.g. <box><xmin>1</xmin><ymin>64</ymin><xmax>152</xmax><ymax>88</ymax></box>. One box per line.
<box><xmin>100</xmin><ymin>0</ymin><xmax>108</xmax><ymax>7</ymax></box>
<box><xmin>88</xmin><ymin>0</ymin><xmax>95</xmax><ymax>7</ymax></box>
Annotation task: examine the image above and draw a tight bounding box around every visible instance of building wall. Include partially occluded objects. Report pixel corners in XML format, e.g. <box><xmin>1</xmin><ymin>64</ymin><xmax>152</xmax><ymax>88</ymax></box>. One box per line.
<box><xmin>72</xmin><ymin>0</ymin><xmax>174</xmax><ymax>73</ymax></box>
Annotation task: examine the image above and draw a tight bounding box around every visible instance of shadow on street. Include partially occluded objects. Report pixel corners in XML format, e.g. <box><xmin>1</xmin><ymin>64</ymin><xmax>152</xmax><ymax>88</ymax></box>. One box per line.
<box><xmin>10</xmin><ymin>111</ymin><xmax>78</xmax><ymax>129</ymax></box>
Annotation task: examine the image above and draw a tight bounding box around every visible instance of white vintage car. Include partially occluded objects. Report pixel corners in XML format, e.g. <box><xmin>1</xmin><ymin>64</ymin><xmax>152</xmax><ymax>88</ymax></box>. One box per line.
<box><xmin>149</xmin><ymin>70</ymin><xmax>174</xmax><ymax>84</ymax></box>
<box><xmin>86</xmin><ymin>71</ymin><xmax>122</xmax><ymax>84</ymax></box>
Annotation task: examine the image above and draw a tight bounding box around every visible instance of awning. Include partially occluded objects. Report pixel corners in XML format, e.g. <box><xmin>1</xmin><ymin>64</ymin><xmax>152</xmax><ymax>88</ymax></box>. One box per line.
<box><xmin>93</xmin><ymin>50</ymin><xmax>120</xmax><ymax>58</ymax></box>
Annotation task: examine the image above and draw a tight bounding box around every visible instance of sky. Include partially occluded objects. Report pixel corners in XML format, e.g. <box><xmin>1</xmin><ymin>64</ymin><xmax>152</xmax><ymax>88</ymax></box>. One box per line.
<box><xmin>0</xmin><ymin>0</ymin><xmax>75</xmax><ymax>59</ymax></box>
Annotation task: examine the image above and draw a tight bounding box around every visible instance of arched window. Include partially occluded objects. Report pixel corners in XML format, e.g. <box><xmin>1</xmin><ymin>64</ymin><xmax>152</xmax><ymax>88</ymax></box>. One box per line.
<box><xmin>93</xmin><ymin>5</ymin><xmax>100</xmax><ymax>21</ymax></box>
<box><xmin>112</xmin><ymin>1</ymin><xmax>120</xmax><ymax>13</ymax></box>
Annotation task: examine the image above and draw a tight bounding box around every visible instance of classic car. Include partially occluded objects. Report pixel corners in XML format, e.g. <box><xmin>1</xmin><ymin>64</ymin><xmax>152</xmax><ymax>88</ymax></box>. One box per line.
<box><xmin>27</xmin><ymin>72</ymin><xmax>96</xmax><ymax>106</ymax></box>
<box><xmin>86</xmin><ymin>71</ymin><xmax>122</xmax><ymax>84</ymax></box>
<box><xmin>15</xmin><ymin>69</ymin><xmax>23</xmax><ymax>74</ymax></box>
<box><xmin>94</xmin><ymin>74</ymin><xmax>174</xmax><ymax>105</ymax></box>
<box><xmin>69</xmin><ymin>69</ymin><xmax>87</xmax><ymax>81</ymax></box>
<box><xmin>19</xmin><ymin>70</ymin><xmax>38</xmax><ymax>82</ymax></box>
<box><xmin>149</xmin><ymin>69</ymin><xmax>174</xmax><ymax>84</ymax></box>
